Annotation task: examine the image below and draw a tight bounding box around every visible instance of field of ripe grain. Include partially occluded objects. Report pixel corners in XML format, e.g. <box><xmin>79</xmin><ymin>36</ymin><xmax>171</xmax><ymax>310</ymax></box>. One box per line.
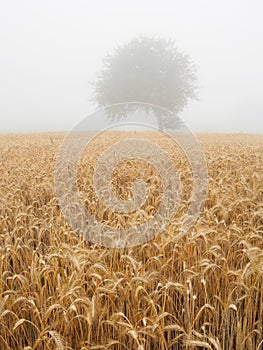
<box><xmin>0</xmin><ymin>133</ymin><xmax>262</xmax><ymax>350</ymax></box>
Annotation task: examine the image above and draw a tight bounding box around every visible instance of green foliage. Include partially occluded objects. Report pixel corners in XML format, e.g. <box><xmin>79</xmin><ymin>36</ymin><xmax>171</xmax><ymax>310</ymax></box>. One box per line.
<box><xmin>92</xmin><ymin>36</ymin><xmax>198</xmax><ymax>128</ymax></box>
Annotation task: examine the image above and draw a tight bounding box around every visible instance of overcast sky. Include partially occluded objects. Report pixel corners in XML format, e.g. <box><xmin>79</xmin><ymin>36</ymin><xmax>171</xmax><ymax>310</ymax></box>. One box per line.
<box><xmin>0</xmin><ymin>0</ymin><xmax>262</xmax><ymax>133</ymax></box>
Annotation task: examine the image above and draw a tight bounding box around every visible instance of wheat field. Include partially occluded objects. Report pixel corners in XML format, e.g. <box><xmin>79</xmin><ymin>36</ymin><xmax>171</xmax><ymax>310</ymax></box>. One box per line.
<box><xmin>0</xmin><ymin>132</ymin><xmax>262</xmax><ymax>350</ymax></box>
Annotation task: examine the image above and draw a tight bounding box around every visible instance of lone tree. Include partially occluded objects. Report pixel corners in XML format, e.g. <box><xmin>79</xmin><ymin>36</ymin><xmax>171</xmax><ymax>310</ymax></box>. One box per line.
<box><xmin>92</xmin><ymin>36</ymin><xmax>198</xmax><ymax>129</ymax></box>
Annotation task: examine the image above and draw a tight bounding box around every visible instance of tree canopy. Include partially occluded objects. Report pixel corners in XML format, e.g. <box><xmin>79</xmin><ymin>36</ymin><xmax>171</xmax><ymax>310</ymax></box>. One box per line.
<box><xmin>92</xmin><ymin>36</ymin><xmax>198</xmax><ymax>129</ymax></box>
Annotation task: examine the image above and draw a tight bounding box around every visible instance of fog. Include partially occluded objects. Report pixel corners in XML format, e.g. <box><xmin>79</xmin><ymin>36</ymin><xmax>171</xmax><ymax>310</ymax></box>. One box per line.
<box><xmin>0</xmin><ymin>0</ymin><xmax>262</xmax><ymax>133</ymax></box>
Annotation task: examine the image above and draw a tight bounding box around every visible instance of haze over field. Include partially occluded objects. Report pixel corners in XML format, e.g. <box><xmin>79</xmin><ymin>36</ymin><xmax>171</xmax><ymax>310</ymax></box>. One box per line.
<box><xmin>0</xmin><ymin>3</ymin><xmax>262</xmax><ymax>348</ymax></box>
<box><xmin>0</xmin><ymin>0</ymin><xmax>262</xmax><ymax>133</ymax></box>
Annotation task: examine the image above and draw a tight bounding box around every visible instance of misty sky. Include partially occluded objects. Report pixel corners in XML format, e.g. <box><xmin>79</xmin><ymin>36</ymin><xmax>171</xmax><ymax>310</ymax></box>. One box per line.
<box><xmin>0</xmin><ymin>0</ymin><xmax>262</xmax><ymax>133</ymax></box>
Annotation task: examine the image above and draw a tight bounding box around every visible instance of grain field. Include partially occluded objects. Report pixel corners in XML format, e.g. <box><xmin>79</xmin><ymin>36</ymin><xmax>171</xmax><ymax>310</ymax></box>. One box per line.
<box><xmin>0</xmin><ymin>133</ymin><xmax>262</xmax><ymax>349</ymax></box>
